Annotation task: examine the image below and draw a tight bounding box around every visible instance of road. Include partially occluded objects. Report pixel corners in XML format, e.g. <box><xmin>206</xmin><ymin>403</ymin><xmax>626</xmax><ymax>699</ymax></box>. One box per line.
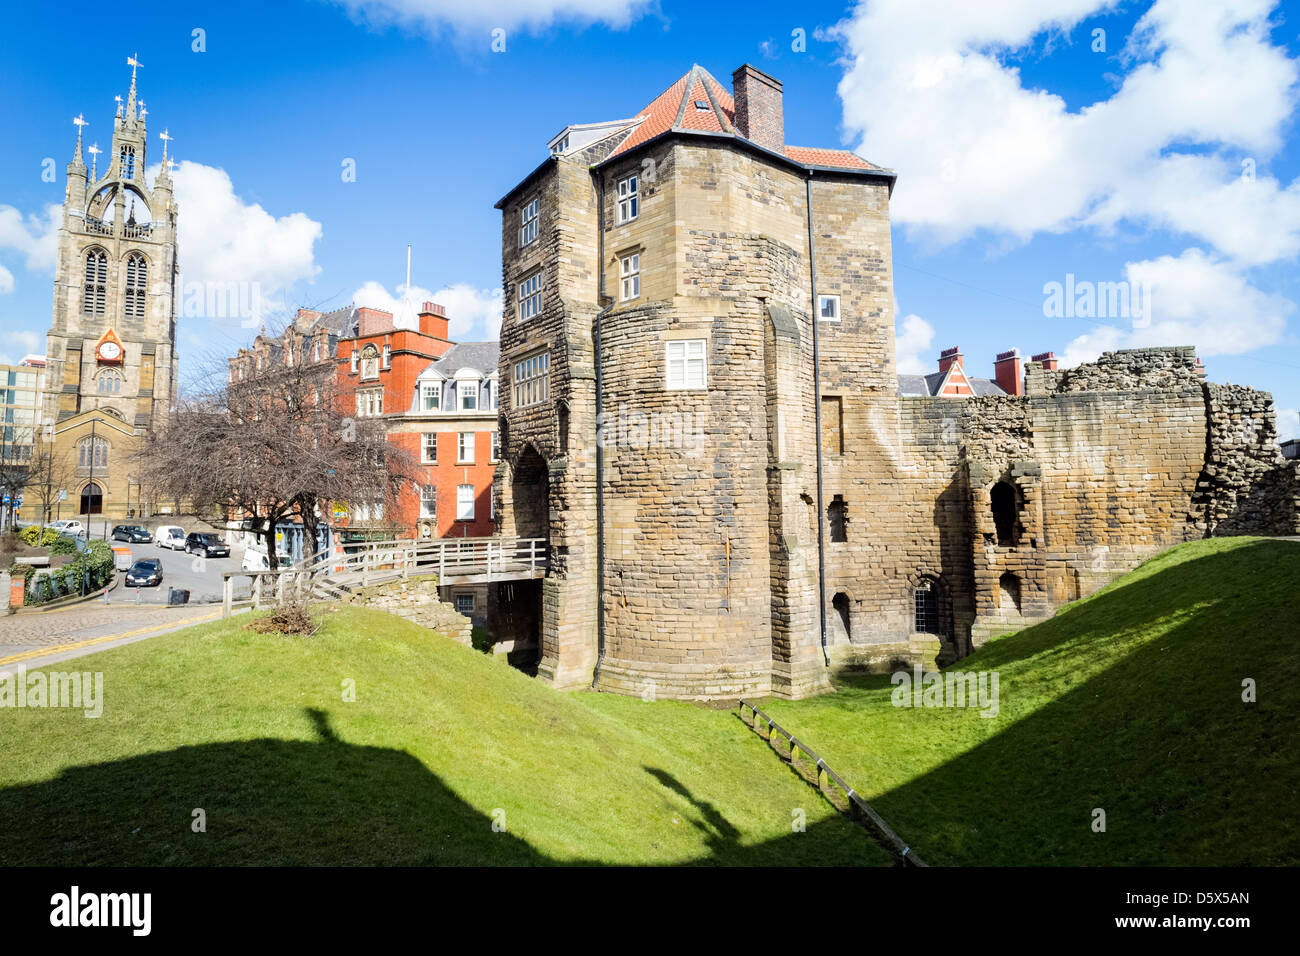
<box><xmin>107</xmin><ymin>538</ymin><xmax>252</xmax><ymax>606</ymax></box>
<box><xmin>0</xmin><ymin>602</ymin><xmax>225</xmax><ymax>670</ymax></box>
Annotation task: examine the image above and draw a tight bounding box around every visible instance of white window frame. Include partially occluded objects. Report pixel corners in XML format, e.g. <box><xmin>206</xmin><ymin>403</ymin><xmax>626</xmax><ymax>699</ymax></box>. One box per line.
<box><xmin>665</xmin><ymin>339</ymin><xmax>707</xmax><ymax>391</ymax></box>
<box><xmin>519</xmin><ymin>198</ymin><xmax>538</xmax><ymax>247</ymax></box>
<box><xmin>519</xmin><ymin>271</ymin><xmax>542</xmax><ymax>322</ymax></box>
<box><xmin>459</xmin><ymin>382</ymin><xmax>478</xmax><ymax>411</ymax></box>
<box><xmin>420</xmin><ymin>382</ymin><xmax>440</xmax><ymax>411</ymax></box>
<box><xmin>382</xmin><ymin>344</ymin><xmax>391</xmax><ymax>368</ymax></box>
<box><xmin>350</xmin><ymin>349</ymin><xmax>358</xmax><ymax>373</ymax></box>
<box><xmin>456</xmin><ymin>484</ymin><xmax>475</xmax><ymax>521</ymax></box>
<box><xmin>491</xmin><ymin>431</ymin><xmax>500</xmax><ymax>463</ymax></box>
<box><xmin>512</xmin><ymin>351</ymin><xmax>549</xmax><ymax>409</ymax></box>
<box><xmin>422</xmin><ymin>433</ymin><xmax>438</xmax><ymax>464</ymax></box>
<box><xmin>420</xmin><ymin>485</ymin><xmax>437</xmax><ymax>518</ymax></box>
<box><xmin>458</xmin><ymin>432</ymin><xmax>475</xmax><ymax>464</ymax></box>
<box><xmin>619</xmin><ymin>252</ymin><xmax>640</xmax><ymax>301</ymax></box>
<box><xmin>818</xmin><ymin>294</ymin><xmax>841</xmax><ymax>322</ymax></box>
<box><xmin>617</xmin><ymin>174</ymin><xmax>639</xmax><ymax>224</ymax></box>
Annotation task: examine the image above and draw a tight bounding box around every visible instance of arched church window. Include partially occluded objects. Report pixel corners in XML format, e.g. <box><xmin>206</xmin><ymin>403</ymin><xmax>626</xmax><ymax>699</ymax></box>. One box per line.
<box><xmin>120</xmin><ymin>145</ymin><xmax>136</xmax><ymax>180</ymax></box>
<box><xmin>991</xmin><ymin>481</ymin><xmax>1019</xmax><ymax>546</ymax></box>
<box><xmin>124</xmin><ymin>253</ymin><xmax>147</xmax><ymax>319</ymax></box>
<box><xmin>78</xmin><ymin>437</ymin><xmax>109</xmax><ymax>469</ymax></box>
<box><xmin>97</xmin><ymin>369</ymin><xmax>123</xmax><ymax>394</ymax></box>
<box><xmin>83</xmin><ymin>249</ymin><xmax>107</xmax><ymax>315</ymax></box>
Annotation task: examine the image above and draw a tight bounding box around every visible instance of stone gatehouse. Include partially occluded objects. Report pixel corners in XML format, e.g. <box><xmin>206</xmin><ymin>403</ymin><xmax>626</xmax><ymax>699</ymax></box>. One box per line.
<box><xmin>487</xmin><ymin>63</ymin><xmax>1300</xmax><ymax>700</ymax></box>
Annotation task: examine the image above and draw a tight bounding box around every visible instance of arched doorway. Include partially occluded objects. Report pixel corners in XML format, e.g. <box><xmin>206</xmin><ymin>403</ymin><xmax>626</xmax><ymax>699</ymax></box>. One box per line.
<box><xmin>991</xmin><ymin>481</ymin><xmax>1019</xmax><ymax>546</ymax></box>
<box><xmin>511</xmin><ymin>444</ymin><xmax>550</xmax><ymax>541</ymax></box>
<box><xmin>80</xmin><ymin>482</ymin><xmax>103</xmax><ymax>515</ymax></box>
<box><xmin>998</xmin><ymin>572</ymin><xmax>1022</xmax><ymax>614</ymax></box>
<box><xmin>832</xmin><ymin>592</ymin><xmax>852</xmax><ymax>643</ymax></box>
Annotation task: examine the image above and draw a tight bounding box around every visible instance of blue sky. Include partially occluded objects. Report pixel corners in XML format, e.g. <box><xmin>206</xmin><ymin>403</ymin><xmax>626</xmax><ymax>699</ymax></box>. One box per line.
<box><xmin>2</xmin><ymin>0</ymin><xmax>1298</xmax><ymax>440</ymax></box>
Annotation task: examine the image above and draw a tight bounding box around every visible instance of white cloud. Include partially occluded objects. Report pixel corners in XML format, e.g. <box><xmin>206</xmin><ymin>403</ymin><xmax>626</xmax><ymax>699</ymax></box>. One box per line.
<box><xmin>1058</xmin><ymin>248</ymin><xmax>1290</xmax><ymax>365</ymax></box>
<box><xmin>894</xmin><ymin>311</ymin><xmax>935</xmax><ymax>374</ymax></box>
<box><xmin>158</xmin><ymin>161</ymin><xmax>322</xmax><ymax>300</ymax></box>
<box><xmin>353</xmin><ymin>280</ymin><xmax>502</xmax><ymax>340</ymax></box>
<box><xmin>0</xmin><ymin>264</ymin><xmax>13</xmax><ymax>295</ymax></box>
<box><xmin>0</xmin><ymin>203</ymin><xmax>60</xmax><ymax>272</ymax></box>
<box><xmin>834</xmin><ymin>0</ymin><xmax>1300</xmax><ymax>263</ymax></box>
<box><xmin>1277</xmin><ymin>407</ymin><xmax>1298</xmax><ymax>442</ymax></box>
<box><xmin>0</xmin><ymin>328</ymin><xmax>43</xmax><ymax>366</ymax></box>
<box><xmin>331</xmin><ymin>0</ymin><xmax>649</xmax><ymax>36</ymax></box>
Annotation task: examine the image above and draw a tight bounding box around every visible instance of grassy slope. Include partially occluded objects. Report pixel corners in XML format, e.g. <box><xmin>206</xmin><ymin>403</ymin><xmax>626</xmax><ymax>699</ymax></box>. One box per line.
<box><xmin>760</xmin><ymin>537</ymin><xmax>1300</xmax><ymax>866</ymax></box>
<box><xmin>0</xmin><ymin>606</ymin><xmax>889</xmax><ymax>866</ymax></box>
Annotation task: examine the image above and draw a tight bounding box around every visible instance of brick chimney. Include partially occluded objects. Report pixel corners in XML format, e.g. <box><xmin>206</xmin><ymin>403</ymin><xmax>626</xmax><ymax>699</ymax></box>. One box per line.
<box><xmin>295</xmin><ymin>307</ymin><xmax>322</xmax><ymax>330</ymax></box>
<box><xmin>938</xmin><ymin>346</ymin><xmax>963</xmax><ymax>374</ymax></box>
<box><xmin>418</xmin><ymin>300</ymin><xmax>448</xmax><ymax>339</ymax></box>
<box><xmin>994</xmin><ymin>349</ymin><xmax>1023</xmax><ymax>396</ymax></box>
<box><xmin>732</xmin><ymin>64</ymin><xmax>784</xmax><ymax>153</ymax></box>
<box><xmin>356</xmin><ymin>307</ymin><xmax>394</xmax><ymax>337</ymax></box>
<box><xmin>1031</xmin><ymin>350</ymin><xmax>1058</xmax><ymax>371</ymax></box>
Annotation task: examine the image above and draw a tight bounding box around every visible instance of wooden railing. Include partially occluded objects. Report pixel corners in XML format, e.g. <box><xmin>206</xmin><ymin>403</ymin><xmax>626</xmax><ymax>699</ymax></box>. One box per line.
<box><xmin>738</xmin><ymin>698</ymin><xmax>926</xmax><ymax>867</ymax></box>
<box><xmin>221</xmin><ymin>536</ymin><xmax>549</xmax><ymax>617</ymax></box>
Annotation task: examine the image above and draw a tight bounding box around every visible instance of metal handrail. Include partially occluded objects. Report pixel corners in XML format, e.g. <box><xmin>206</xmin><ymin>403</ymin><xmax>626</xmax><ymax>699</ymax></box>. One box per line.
<box><xmin>738</xmin><ymin>698</ymin><xmax>926</xmax><ymax>867</ymax></box>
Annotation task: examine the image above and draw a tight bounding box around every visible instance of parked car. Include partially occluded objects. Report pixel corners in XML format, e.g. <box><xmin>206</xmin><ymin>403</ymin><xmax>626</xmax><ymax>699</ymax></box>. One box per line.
<box><xmin>50</xmin><ymin>519</ymin><xmax>85</xmax><ymax>537</ymax></box>
<box><xmin>112</xmin><ymin>525</ymin><xmax>153</xmax><ymax>544</ymax></box>
<box><xmin>155</xmin><ymin>525</ymin><xmax>186</xmax><ymax>549</ymax></box>
<box><xmin>125</xmin><ymin>558</ymin><xmax>164</xmax><ymax>587</ymax></box>
<box><xmin>185</xmin><ymin>532</ymin><xmax>230</xmax><ymax>558</ymax></box>
<box><xmin>242</xmin><ymin>546</ymin><xmax>294</xmax><ymax>571</ymax></box>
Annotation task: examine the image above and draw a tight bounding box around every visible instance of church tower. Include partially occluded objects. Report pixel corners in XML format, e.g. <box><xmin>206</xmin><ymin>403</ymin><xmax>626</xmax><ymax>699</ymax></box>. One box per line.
<box><xmin>43</xmin><ymin>56</ymin><xmax>180</xmax><ymax>519</ymax></box>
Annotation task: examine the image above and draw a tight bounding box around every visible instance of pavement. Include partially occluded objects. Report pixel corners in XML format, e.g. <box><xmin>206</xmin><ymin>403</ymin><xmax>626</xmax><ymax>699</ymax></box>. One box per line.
<box><xmin>0</xmin><ymin>601</ymin><xmax>227</xmax><ymax>670</ymax></box>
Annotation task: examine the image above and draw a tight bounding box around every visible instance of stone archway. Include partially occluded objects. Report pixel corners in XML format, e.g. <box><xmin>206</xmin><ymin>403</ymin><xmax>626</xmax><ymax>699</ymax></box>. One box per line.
<box><xmin>511</xmin><ymin>443</ymin><xmax>550</xmax><ymax>541</ymax></box>
<box><xmin>80</xmin><ymin>482</ymin><xmax>103</xmax><ymax>516</ymax></box>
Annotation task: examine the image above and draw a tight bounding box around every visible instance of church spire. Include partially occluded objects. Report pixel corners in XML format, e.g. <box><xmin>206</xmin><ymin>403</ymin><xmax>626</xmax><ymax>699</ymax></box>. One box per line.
<box><xmin>88</xmin><ymin>142</ymin><xmax>100</xmax><ymax>179</ymax></box>
<box><xmin>71</xmin><ymin>114</ymin><xmax>87</xmax><ymax>165</ymax></box>
<box><xmin>125</xmin><ymin>53</ymin><xmax>141</xmax><ymax>122</ymax></box>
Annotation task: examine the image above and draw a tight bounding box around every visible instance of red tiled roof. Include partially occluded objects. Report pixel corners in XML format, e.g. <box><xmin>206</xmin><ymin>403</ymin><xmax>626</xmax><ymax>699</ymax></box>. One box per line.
<box><xmin>604</xmin><ymin>65</ymin><xmax>884</xmax><ymax>174</ymax></box>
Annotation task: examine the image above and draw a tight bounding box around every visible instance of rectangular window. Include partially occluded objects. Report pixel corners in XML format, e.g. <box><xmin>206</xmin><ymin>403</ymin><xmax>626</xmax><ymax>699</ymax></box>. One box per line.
<box><xmin>459</xmin><ymin>382</ymin><xmax>478</xmax><ymax>410</ymax></box>
<box><xmin>512</xmin><ymin>352</ymin><xmax>550</xmax><ymax>409</ymax></box>
<box><xmin>519</xmin><ymin>198</ymin><xmax>538</xmax><ymax>247</ymax></box>
<box><xmin>458</xmin><ymin>432</ymin><xmax>475</xmax><ymax>464</ymax></box>
<box><xmin>519</xmin><ymin>271</ymin><xmax>542</xmax><ymax>321</ymax></box>
<box><xmin>422</xmin><ymin>433</ymin><xmax>437</xmax><ymax>464</ymax></box>
<box><xmin>420</xmin><ymin>485</ymin><xmax>436</xmax><ymax>518</ymax></box>
<box><xmin>356</xmin><ymin>389</ymin><xmax>383</xmax><ymax>418</ymax></box>
<box><xmin>350</xmin><ymin>350</ymin><xmax>358</xmax><ymax>373</ymax></box>
<box><xmin>421</xmin><ymin>383</ymin><xmax>440</xmax><ymax>411</ymax></box>
<box><xmin>617</xmin><ymin>174</ymin><xmax>638</xmax><ymax>224</ymax></box>
<box><xmin>455</xmin><ymin>593</ymin><xmax>475</xmax><ymax>615</ymax></box>
<box><xmin>818</xmin><ymin>295</ymin><xmax>841</xmax><ymax>322</ymax></box>
<box><xmin>491</xmin><ymin>431</ymin><xmax>500</xmax><ymax>462</ymax></box>
<box><xmin>822</xmin><ymin>395</ymin><xmax>843</xmax><ymax>456</ymax></box>
<box><xmin>457</xmin><ymin>484</ymin><xmax>475</xmax><ymax>521</ymax></box>
<box><xmin>665</xmin><ymin>339</ymin><xmax>706</xmax><ymax>391</ymax></box>
<box><xmin>382</xmin><ymin>344</ymin><xmax>391</xmax><ymax>368</ymax></box>
<box><xmin>619</xmin><ymin>253</ymin><xmax>640</xmax><ymax>301</ymax></box>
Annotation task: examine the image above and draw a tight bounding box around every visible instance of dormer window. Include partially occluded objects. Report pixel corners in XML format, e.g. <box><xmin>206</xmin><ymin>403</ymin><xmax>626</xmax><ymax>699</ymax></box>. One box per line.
<box><xmin>459</xmin><ymin>382</ymin><xmax>478</xmax><ymax>411</ymax></box>
<box><xmin>693</xmin><ymin>100</ymin><xmax>709</xmax><ymax>110</ymax></box>
<box><xmin>421</xmin><ymin>382</ymin><xmax>441</xmax><ymax>411</ymax></box>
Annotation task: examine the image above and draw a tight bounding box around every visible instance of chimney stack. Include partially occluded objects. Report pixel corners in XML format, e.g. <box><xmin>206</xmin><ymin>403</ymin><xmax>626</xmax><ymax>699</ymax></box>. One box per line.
<box><xmin>356</xmin><ymin>307</ymin><xmax>395</xmax><ymax>337</ymax></box>
<box><xmin>1031</xmin><ymin>350</ymin><xmax>1058</xmax><ymax>371</ymax></box>
<box><xmin>418</xmin><ymin>300</ymin><xmax>449</xmax><ymax>339</ymax></box>
<box><xmin>938</xmin><ymin>346</ymin><xmax>963</xmax><ymax>374</ymax></box>
<box><xmin>994</xmin><ymin>349</ymin><xmax>1023</xmax><ymax>396</ymax></box>
<box><xmin>732</xmin><ymin>64</ymin><xmax>784</xmax><ymax>153</ymax></box>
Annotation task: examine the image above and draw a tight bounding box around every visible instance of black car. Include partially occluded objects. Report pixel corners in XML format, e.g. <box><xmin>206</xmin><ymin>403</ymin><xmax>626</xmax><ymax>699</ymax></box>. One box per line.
<box><xmin>112</xmin><ymin>525</ymin><xmax>152</xmax><ymax>544</ymax></box>
<box><xmin>125</xmin><ymin>559</ymin><xmax>163</xmax><ymax>587</ymax></box>
<box><xmin>185</xmin><ymin>532</ymin><xmax>230</xmax><ymax>558</ymax></box>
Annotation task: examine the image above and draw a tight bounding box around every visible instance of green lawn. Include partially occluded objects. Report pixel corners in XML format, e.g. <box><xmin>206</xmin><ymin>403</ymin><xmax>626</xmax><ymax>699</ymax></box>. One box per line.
<box><xmin>0</xmin><ymin>606</ymin><xmax>889</xmax><ymax>866</ymax></box>
<box><xmin>759</xmin><ymin>537</ymin><xmax>1300</xmax><ymax>866</ymax></box>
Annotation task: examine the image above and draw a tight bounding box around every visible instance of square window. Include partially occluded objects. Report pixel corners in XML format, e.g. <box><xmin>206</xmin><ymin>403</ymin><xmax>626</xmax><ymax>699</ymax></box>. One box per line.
<box><xmin>617</xmin><ymin>175</ymin><xmax>638</xmax><ymax>224</ymax></box>
<box><xmin>620</xmin><ymin>253</ymin><xmax>640</xmax><ymax>301</ymax></box>
<box><xmin>818</xmin><ymin>295</ymin><xmax>841</xmax><ymax>322</ymax></box>
<box><xmin>455</xmin><ymin>593</ymin><xmax>474</xmax><ymax>615</ymax></box>
<box><xmin>665</xmin><ymin>339</ymin><xmax>707</xmax><ymax>391</ymax></box>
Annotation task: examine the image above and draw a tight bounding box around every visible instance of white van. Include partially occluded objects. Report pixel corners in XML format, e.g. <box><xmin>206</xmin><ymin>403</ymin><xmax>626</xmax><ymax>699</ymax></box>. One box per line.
<box><xmin>155</xmin><ymin>525</ymin><xmax>186</xmax><ymax>549</ymax></box>
<box><xmin>242</xmin><ymin>546</ymin><xmax>294</xmax><ymax>571</ymax></box>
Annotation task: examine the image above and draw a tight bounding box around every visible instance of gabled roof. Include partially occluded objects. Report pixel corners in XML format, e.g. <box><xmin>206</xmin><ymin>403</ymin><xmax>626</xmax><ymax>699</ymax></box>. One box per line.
<box><xmin>897</xmin><ymin>372</ymin><xmax>1007</xmax><ymax>398</ymax></box>
<box><xmin>417</xmin><ymin>341</ymin><xmax>501</xmax><ymax>380</ymax></box>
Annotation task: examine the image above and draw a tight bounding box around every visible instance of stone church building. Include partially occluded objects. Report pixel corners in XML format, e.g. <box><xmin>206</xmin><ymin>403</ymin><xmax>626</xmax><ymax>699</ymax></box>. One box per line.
<box><xmin>40</xmin><ymin>60</ymin><xmax>179</xmax><ymax>518</ymax></box>
<box><xmin>490</xmin><ymin>63</ymin><xmax>1300</xmax><ymax>700</ymax></box>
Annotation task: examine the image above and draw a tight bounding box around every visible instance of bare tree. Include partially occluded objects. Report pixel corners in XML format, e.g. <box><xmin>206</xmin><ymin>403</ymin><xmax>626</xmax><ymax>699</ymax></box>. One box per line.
<box><xmin>138</xmin><ymin>317</ymin><xmax>416</xmax><ymax>570</ymax></box>
<box><xmin>26</xmin><ymin>428</ymin><xmax>77</xmax><ymax>529</ymax></box>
